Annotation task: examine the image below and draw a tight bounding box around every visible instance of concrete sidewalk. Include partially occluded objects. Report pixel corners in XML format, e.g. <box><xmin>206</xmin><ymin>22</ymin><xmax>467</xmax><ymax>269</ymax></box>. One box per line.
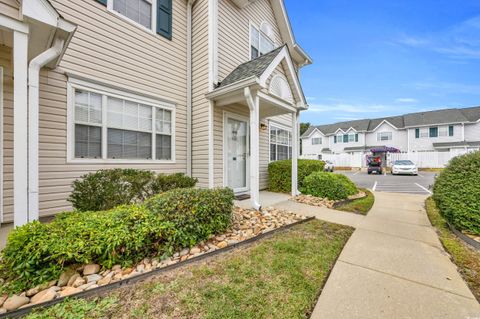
<box><xmin>309</xmin><ymin>192</ymin><xmax>480</xmax><ymax>319</ymax></box>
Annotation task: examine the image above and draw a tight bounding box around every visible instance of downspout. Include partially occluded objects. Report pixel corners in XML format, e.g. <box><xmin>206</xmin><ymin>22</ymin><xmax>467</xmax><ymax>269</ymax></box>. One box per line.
<box><xmin>186</xmin><ymin>0</ymin><xmax>197</xmax><ymax>177</ymax></box>
<box><xmin>28</xmin><ymin>37</ymin><xmax>64</xmax><ymax>221</ymax></box>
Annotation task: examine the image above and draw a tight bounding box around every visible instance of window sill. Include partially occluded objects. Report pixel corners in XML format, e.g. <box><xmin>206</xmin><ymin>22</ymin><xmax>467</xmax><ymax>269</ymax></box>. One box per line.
<box><xmin>67</xmin><ymin>158</ymin><xmax>176</xmax><ymax>165</ymax></box>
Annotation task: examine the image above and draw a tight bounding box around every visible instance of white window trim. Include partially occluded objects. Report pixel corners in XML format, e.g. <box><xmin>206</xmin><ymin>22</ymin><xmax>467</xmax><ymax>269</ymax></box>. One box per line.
<box><xmin>249</xmin><ymin>21</ymin><xmax>276</xmax><ymax>60</ymax></box>
<box><xmin>67</xmin><ymin>79</ymin><xmax>176</xmax><ymax>164</ymax></box>
<box><xmin>106</xmin><ymin>0</ymin><xmax>157</xmax><ymax>35</ymax></box>
<box><xmin>268</xmin><ymin>121</ymin><xmax>292</xmax><ymax>162</ymax></box>
<box><xmin>312</xmin><ymin>137</ymin><xmax>322</xmax><ymax>145</ymax></box>
<box><xmin>377</xmin><ymin>132</ymin><xmax>393</xmax><ymax>141</ymax></box>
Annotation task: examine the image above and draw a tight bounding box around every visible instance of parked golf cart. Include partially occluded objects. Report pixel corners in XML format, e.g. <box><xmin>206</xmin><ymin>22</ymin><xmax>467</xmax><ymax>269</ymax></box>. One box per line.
<box><xmin>367</xmin><ymin>155</ymin><xmax>383</xmax><ymax>175</ymax></box>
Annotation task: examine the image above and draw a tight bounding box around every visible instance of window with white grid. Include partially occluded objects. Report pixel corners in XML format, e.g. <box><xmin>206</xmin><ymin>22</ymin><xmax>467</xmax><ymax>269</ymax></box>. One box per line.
<box><xmin>270</xmin><ymin>125</ymin><xmax>292</xmax><ymax>161</ymax></box>
<box><xmin>73</xmin><ymin>87</ymin><xmax>173</xmax><ymax>161</ymax></box>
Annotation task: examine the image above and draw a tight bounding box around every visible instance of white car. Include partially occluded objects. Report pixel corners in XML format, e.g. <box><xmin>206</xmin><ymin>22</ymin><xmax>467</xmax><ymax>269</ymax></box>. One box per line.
<box><xmin>391</xmin><ymin>160</ymin><xmax>418</xmax><ymax>176</ymax></box>
<box><xmin>324</xmin><ymin>160</ymin><xmax>334</xmax><ymax>172</ymax></box>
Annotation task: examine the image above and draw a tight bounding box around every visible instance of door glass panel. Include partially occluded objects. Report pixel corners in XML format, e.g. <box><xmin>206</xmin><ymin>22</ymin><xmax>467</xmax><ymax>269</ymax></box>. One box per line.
<box><xmin>227</xmin><ymin>118</ymin><xmax>247</xmax><ymax>191</ymax></box>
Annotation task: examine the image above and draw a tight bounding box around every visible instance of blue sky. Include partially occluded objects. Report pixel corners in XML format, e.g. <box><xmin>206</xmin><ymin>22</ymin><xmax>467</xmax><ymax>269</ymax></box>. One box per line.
<box><xmin>284</xmin><ymin>0</ymin><xmax>480</xmax><ymax>125</ymax></box>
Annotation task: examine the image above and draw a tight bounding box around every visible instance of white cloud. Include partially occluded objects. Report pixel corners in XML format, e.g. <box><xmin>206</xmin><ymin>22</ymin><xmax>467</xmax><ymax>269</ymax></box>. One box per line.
<box><xmin>394</xmin><ymin>16</ymin><xmax>480</xmax><ymax>60</ymax></box>
<box><xmin>306</xmin><ymin>103</ymin><xmax>392</xmax><ymax>114</ymax></box>
<box><xmin>395</xmin><ymin>98</ymin><xmax>418</xmax><ymax>103</ymax></box>
<box><xmin>413</xmin><ymin>81</ymin><xmax>480</xmax><ymax>95</ymax></box>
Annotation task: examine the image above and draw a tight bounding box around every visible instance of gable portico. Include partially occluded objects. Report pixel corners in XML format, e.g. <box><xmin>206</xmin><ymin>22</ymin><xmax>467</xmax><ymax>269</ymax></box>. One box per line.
<box><xmin>206</xmin><ymin>45</ymin><xmax>307</xmax><ymax>209</ymax></box>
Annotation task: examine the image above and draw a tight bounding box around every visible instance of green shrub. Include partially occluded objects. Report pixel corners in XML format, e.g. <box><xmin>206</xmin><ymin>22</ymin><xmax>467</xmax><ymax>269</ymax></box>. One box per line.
<box><xmin>268</xmin><ymin>159</ymin><xmax>325</xmax><ymax>193</ymax></box>
<box><xmin>433</xmin><ymin>151</ymin><xmax>480</xmax><ymax>235</ymax></box>
<box><xmin>301</xmin><ymin>171</ymin><xmax>358</xmax><ymax>200</ymax></box>
<box><xmin>145</xmin><ymin>188</ymin><xmax>235</xmax><ymax>248</ymax></box>
<box><xmin>68</xmin><ymin>169</ymin><xmax>197</xmax><ymax>211</ymax></box>
<box><xmin>1</xmin><ymin>188</ymin><xmax>233</xmax><ymax>292</ymax></box>
<box><xmin>0</xmin><ymin>205</ymin><xmax>173</xmax><ymax>292</ymax></box>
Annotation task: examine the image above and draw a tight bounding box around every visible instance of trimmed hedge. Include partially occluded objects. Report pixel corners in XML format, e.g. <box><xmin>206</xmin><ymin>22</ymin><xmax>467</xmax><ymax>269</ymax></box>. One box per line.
<box><xmin>0</xmin><ymin>188</ymin><xmax>233</xmax><ymax>293</ymax></box>
<box><xmin>68</xmin><ymin>169</ymin><xmax>197</xmax><ymax>212</ymax></box>
<box><xmin>301</xmin><ymin>171</ymin><xmax>358</xmax><ymax>200</ymax></box>
<box><xmin>433</xmin><ymin>151</ymin><xmax>480</xmax><ymax>235</ymax></box>
<box><xmin>268</xmin><ymin>159</ymin><xmax>325</xmax><ymax>193</ymax></box>
<box><xmin>146</xmin><ymin>188</ymin><xmax>235</xmax><ymax>248</ymax></box>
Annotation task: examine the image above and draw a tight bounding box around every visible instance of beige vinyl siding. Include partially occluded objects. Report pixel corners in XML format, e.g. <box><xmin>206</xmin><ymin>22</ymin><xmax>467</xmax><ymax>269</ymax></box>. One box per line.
<box><xmin>0</xmin><ymin>46</ymin><xmax>13</xmax><ymax>222</ymax></box>
<box><xmin>218</xmin><ymin>0</ymin><xmax>283</xmax><ymax>80</ymax></box>
<box><xmin>191</xmin><ymin>0</ymin><xmax>210</xmax><ymax>187</ymax></box>
<box><xmin>0</xmin><ymin>0</ymin><xmax>191</xmax><ymax>221</ymax></box>
<box><xmin>0</xmin><ymin>0</ymin><xmax>20</xmax><ymax>20</ymax></box>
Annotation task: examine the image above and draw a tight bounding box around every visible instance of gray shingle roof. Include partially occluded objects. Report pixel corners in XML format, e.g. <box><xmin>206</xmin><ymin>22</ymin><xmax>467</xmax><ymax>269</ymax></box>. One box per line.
<box><xmin>301</xmin><ymin>106</ymin><xmax>480</xmax><ymax>138</ymax></box>
<box><xmin>217</xmin><ymin>46</ymin><xmax>285</xmax><ymax>88</ymax></box>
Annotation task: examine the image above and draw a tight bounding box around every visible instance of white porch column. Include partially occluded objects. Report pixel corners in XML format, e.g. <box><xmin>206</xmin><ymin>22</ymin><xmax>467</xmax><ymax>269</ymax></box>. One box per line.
<box><xmin>291</xmin><ymin>111</ymin><xmax>299</xmax><ymax>196</ymax></box>
<box><xmin>244</xmin><ymin>87</ymin><xmax>261</xmax><ymax>210</ymax></box>
<box><xmin>13</xmin><ymin>30</ymin><xmax>29</xmax><ymax>227</ymax></box>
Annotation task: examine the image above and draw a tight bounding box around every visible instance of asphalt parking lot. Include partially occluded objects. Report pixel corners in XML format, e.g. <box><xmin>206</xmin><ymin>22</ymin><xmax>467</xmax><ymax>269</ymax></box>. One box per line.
<box><xmin>337</xmin><ymin>170</ymin><xmax>437</xmax><ymax>195</ymax></box>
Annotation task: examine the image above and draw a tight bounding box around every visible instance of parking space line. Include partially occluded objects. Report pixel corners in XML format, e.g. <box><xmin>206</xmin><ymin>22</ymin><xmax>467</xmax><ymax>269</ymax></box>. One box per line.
<box><xmin>353</xmin><ymin>171</ymin><xmax>360</xmax><ymax>176</ymax></box>
<box><xmin>372</xmin><ymin>181</ymin><xmax>378</xmax><ymax>191</ymax></box>
<box><xmin>415</xmin><ymin>183</ymin><xmax>432</xmax><ymax>195</ymax></box>
<box><xmin>418</xmin><ymin>173</ymin><xmax>424</xmax><ymax>177</ymax></box>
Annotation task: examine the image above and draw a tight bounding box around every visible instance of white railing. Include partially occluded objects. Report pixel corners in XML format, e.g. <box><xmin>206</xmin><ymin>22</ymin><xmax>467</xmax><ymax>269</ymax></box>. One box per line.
<box><xmin>301</xmin><ymin>149</ymin><xmax>478</xmax><ymax>168</ymax></box>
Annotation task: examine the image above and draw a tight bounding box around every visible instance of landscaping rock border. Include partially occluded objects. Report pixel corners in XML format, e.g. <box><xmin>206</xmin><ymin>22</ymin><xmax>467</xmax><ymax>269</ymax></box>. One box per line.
<box><xmin>291</xmin><ymin>191</ymin><xmax>367</xmax><ymax>209</ymax></box>
<box><xmin>0</xmin><ymin>209</ymin><xmax>312</xmax><ymax>319</ymax></box>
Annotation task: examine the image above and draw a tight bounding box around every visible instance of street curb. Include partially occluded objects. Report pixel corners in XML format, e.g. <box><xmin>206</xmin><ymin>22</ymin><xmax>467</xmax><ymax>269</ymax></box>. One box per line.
<box><xmin>0</xmin><ymin>217</ymin><xmax>315</xmax><ymax>319</ymax></box>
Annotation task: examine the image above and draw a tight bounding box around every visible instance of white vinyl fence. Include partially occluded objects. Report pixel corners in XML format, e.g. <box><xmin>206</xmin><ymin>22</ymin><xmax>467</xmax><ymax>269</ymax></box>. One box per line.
<box><xmin>301</xmin><ymin>149</ymin><xmax>478</xmax><ymax>168</ymax></box>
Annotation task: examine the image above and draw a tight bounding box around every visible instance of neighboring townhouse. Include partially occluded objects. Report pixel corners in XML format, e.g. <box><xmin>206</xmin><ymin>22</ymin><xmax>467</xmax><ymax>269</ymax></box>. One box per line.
<box><xmin>302</xmin><ymin>106</ymin><xmax>480</xmax><ymax>164</ymax></box>
<box><xmin>0</xmin><ymin>0</ymin><xmax>312</xmax><ymax>226</ymax></box>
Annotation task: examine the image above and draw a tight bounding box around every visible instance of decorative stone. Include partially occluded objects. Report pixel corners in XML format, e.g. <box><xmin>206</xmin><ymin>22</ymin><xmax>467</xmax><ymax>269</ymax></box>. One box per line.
<box><xmin>122</xmin><ymin>268</ymin><xmax>133</xmax><ymax>275</ymax></box>
<box><xmin>26</xmin><ymin>286</ymin><xmax>40</xmax><ymax>297</ymax></box>
<box><xmin>136</xmin><ymin>264</ymin><xmax>145</xmax><ymax>273</ymax></box>
<box><xmin>58</xmin><ymin>269</ymin><xmax>77</xmax><ymax>287</ymax></box>
<box><xmin>31</xmin><ymin>288</ymin><xmax>57</xmax><ymax>304</ymax></box>
<box><xmin>72</xmin><ymin>277</ymin><xmax>86</xmax><ymax>288</ymax></box>
<box><xmin>0</xmin><ymin>295</ymin><xmax>7</xmax><ymax>308</ymax></box>
<box><xmin>216</xmin><ymin>241</ymin><xmax>228</xmax><ymax>249</ymax></box>
<box><xmin>112</xmin><ymin>265</ymin><xmax>122</xmax><ymax>272</ymax></box>
<box><xmin>97</xmin><ymin>275</ymin><xmax>112</xmax><ymax>286</ymax></box>
<box><xmin>3</xmin><ymin>295</ymin><xmax>30</xmax><ymax>311</ymax></box>
<box><xmin>85</xmin><ymin>284</ymin><xmax>99</xmax><ymax>291</ymax></box>
<box><xmin>0</xmin><ymin>308</ymin><xmax>6</xmax><ymax>314</ymax></box>
<box><xmin>59</xmin><ymin>287</ymin><xmax>82</xmax><ymax>297</ymax></box>
<box><xmin>67</xmin><ymin>273</ymin><xmax>81</xmax><ymax>287</ymax></box>
<box><xmin>85</xmin><ymin>274</ymin><xmax>102</xmax><ymax>283</ymax></box>
<box><xmin>77</xmin><ymin>282</ymin><xmax>95</xmax><ymax>290</ymax></box>
<box><xmin>190</xmin><ymin>247</ymin><xmax>201</xmax><ymax>255</ymax></box>
<box><xmin>83</xmin><ymin>264</ymin><xmax>101</xmax><ymax>275</ymax></box>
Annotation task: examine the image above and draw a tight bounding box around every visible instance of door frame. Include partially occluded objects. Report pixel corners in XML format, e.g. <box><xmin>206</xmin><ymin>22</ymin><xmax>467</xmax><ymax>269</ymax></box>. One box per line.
<box><xmin>223</xmin><ymin>111</ymin><xmax>250</xmax><ymax>194</ymax></box>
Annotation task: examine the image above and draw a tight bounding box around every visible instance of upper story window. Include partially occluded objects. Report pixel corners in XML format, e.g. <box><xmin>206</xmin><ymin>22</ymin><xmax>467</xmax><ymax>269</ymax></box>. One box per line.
<box><xmin>334</xmin><ymin>133</ymin><xmax>358</xmax><ymax>144</ymax></box>
<box><xmin>97</xmin><ymin>0</ymin><xmax>173</xmax><ymax>39</ymax></box>
<box><xmin>113</xmin><ymin>0</ymin><xmax>152</xmax><ymax>29</ymax></box>
<box><xmin>250</xmin><ymin>22</ymin><xmax>275</xmax><ymax>60</ymax></box>
<box><xmin>415</xmin><ymin>126</ymin><xmax>454</xmax><ymax>139</ymax></box>
<box><xmin>270</xmin><ymin>125</ymin><xmax>292</xmax><ymax>161</ymax></box>
<box><xmin>312</xmin><ymin>137</ymin><xmax>322</xmax><ymax>145</ymax></box>
<box><xmin>377</xmin><ymin>132</ymin><xmax>392</xmax><ymax>141</ymax></box>
<box><xmin>70</xmin><ymin>81</ymin><xmax>175</xmax><ymax>162</ymax></box>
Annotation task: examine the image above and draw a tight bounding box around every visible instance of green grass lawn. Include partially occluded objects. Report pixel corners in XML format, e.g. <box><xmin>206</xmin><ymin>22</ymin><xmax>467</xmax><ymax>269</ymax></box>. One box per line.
<box><xmin>425</xmin><ymin>197</ymin><xmax>480</xmax><ymax>301</ymax></box>
<box><xmin>25</xmin><ymin>220</ymin><xmax>353</xmax><ymax>319</ymax></box>
<box><xmin>335</xmin><ymin>188</ymin><xmax>374</xmax><ymax>215</ymax></box>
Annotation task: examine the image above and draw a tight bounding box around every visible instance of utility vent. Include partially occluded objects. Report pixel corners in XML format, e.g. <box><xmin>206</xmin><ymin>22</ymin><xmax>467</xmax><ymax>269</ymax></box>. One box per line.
<box><xmin>270</xmin><ymin>75</ymin><xmax>294</xmax><ymax>104</ymax></box>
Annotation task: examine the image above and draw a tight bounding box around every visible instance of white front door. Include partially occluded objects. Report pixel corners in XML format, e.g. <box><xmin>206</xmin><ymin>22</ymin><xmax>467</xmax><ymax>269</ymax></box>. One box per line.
<box><xmin>225</xmin><ymin>115</ymin><xmax>249</xmax><ymax>193</ymax></box>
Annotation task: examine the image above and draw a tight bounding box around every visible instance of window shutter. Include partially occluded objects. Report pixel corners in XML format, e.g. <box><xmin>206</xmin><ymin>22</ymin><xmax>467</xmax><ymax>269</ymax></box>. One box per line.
<box><xmin>415</xmin><ymin>128</ymin><xmax>420</xmax><ymax>139</ymax></box>
<box><xmin>96</xmin><ymin>0</ymin><xmax>107</xmax><ymax>6</ymax></box>
<box><xmin>334</xmin><ymin>136</ymin><xmax>337</xmax><ymax>144</ymax></box>
<box><xmin>157</xmin><ymin>0</ymin><xmax>172</xmax><ymax>39</ymax></box>
<box><xmin>355</xmin><ymin>134</ymin><xmax>359</xmax><ymax>142</ymax></box>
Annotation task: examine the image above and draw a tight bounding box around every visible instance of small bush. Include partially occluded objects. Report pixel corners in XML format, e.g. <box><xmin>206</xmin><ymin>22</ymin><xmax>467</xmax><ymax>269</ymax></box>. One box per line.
<box><xmin>301</xmin><ymin>171</ymin><xmax>358</xmax><ymax>200</ymax></box>
<box><xmin>68</xmin><ymin>169</ymin><xmax>197</xmax><ymax>211</ymax></box>
<box><xmin>145</xmin><ymin>188</ymin><xmax>235</xmax><ymax>248</ymax></box>
<box><xmin>268</xmin><ymin>159</ymin><xmax>325</xmax><ymax>193</ymax></box>
<box><xmin>433</xmin><ymin>151</ymin><xmax>480</xmax><ymax>235</ymax></box>
<box><xmin>1</xmin><ymin>188</ymin><xmax>233</xmax><ymax>292</ymax></box>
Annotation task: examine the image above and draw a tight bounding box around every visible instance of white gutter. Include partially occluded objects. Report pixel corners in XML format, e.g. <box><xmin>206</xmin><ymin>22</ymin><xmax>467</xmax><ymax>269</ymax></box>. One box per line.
<box><xmin>186</xmin><ymin>0</ymin><xmax>197</xmax><ymax>176</ymax></box>
<box><xmin>27</xmin><ymin>37</ymin><xmax>64</xmax><ymax>221</ymax></box>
